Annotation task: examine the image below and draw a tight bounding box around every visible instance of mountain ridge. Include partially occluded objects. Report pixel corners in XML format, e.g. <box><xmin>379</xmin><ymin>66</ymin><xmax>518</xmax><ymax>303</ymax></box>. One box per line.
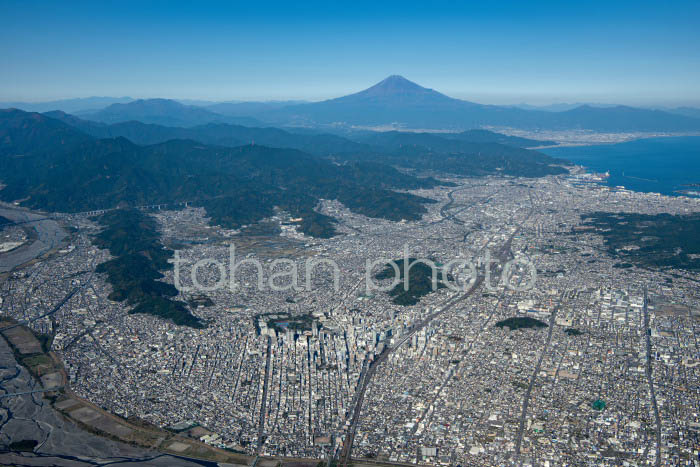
<box><xmin>7</xmin><ymin>76</ymin><xmax>700</xmax><ymax>132</ymax></box>
<box><xmin>272</xmin><ymin>76</ymin><xmax>700</xmax><ymax>131</ymax></box>
<box><xmin>328</xmin><ymin>75</ymin><xmax>458</xmax><ymax>105</ymax></box>
<box><xmin>81</xmin><ymin>98</ymin><xmax>264</xmax><ymax>127</ymax></box>
<box><xmin>0</xmin><ymin>108</ymin><xmax>443</xmax><ymax>231</ymax></box>
<box><xmin>0</xmin><ymin>96</ymin><xmax>134</xmax><ymax>114</ymax></box>
<box><xmin>42</xmin><ymin>109</ymin><xmax>553</xmax><ymax>155</ymax></box>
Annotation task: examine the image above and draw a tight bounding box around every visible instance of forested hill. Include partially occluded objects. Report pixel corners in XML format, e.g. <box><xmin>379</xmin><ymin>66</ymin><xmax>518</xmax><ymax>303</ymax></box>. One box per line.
<box><xmin>439</xmin><ymin>129</ymin><xmax>555</xmax><ymax>148</ymax></box>
<box><xmin>43</xmin><ymin>109</ymin><xmax>566</xmax><ymax>178</ymax></box>
<box><xmin>44</xmin><ymin>110</ymin><xmax>371</xmax><ymax>156</ymax></box>
<box><xmin>93</xmin><ymin>208</ymin><xmax>204</xmax><ymax>328</ymax></box>
<box><xmin>0</xmin><ymin>109</ymin><xmax>442</xmax><ymax>237</ymax></box>
<box><xmin>350</xmin><ymin>131</ymin><xmax>568</xmax><ymax>177</ymax></box>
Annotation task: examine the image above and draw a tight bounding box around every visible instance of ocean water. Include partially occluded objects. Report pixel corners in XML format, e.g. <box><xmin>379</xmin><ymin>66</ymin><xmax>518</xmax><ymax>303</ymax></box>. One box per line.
<box><xmin>541</xmin><ymin>136</ymin><xmax>700</xmax><ymax>197</ymax></box>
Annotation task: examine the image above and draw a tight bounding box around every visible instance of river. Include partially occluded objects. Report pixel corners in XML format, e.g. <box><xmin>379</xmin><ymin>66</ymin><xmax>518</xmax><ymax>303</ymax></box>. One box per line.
<box><xmin>0</xmin><ymin>204</ymin><xmax>67</xmax><ymax>273</ymax></box>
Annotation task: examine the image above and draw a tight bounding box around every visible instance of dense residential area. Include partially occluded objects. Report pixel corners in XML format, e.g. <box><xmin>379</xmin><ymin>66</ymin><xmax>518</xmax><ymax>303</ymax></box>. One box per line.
<box><xmin>2</xmin><ymin>167</ymin><xmax>699</xmax><ymax>464</ymax></box>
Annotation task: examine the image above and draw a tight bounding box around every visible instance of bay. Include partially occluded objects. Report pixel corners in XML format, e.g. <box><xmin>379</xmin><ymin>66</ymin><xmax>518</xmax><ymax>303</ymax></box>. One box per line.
<box><xmin>541</xmin><ymin>136</ymin><xmax>700</xmax><ymax>197</ymax></box>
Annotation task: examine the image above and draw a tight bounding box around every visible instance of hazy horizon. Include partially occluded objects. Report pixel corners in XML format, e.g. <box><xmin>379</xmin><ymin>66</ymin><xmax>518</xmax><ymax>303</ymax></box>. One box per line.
<box><xmin>2</xmin><ymin>77</ymin><xmax>699</xmax><ymax>109</ymax></box>
<box><xmin>2</xmin><ymin>0</ymin><xmax>699</xmax><ymax>107</ymax></box>
<box><xmin>3</xmin><ymin>90</ymin><xmax>700</xmax><ymax>110</ymax></box>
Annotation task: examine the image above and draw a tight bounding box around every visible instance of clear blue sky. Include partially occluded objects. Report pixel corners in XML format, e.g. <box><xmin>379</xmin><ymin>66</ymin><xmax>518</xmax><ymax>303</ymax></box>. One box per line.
<box><xmin>1</xmin><ymin>0</ymin><xmax>699</xmax><ymax>106</ymax></box>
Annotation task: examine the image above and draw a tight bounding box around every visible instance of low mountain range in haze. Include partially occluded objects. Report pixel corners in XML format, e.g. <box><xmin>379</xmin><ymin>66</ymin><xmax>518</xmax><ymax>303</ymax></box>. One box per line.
<box><xmin>511</xmin><ymin>102</ymin><xmax>619</xmax><ymax>112</ymax></box>
<box><xmin>44</xmin><ymin>110</ymin><xmax>553</xmax><ymax>154</ymax></box>
<box><xmin>42</xmin><ymin>108</ymin><xmax>564</xmax><ymax>177</ymax></box>
<box><xmin>5</xmin><ymin>76</ymin><xmax>699</xmax><ymax>132</ymax></box>
<box><xmin>0</xmin><ymin>96</ymin><xmax>134</xmax><ymax>114</ymax></box>
<box><xmin>264</xmin><ymin>76</ymin><xmax>700</xmax><ymax>131</ymax></box>
<box><xmin>43</xmin><ymin>110</ymin><xmax>370</xmax><ymax>155</ymax></box>
<box><xmin>666</xmin><ymin>106</ymin><xmax>700</xmax><ymax>119</ymax></box>
<box><xmin>80</xmin><ymin>98</ymin><xmax>264</xmax><ymax>127</ymax></box>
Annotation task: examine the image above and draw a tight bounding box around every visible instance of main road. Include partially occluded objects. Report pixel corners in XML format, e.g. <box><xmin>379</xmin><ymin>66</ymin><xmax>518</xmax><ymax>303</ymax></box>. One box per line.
<box><xmin>643</xmin><ymin>286</ymin><xmax>662</xmax><ymax>467</ymax></box>
<box><xmin>339</xmin><ymin>200</ymin><xmax>531</xmax><ymax>465</ymax></box>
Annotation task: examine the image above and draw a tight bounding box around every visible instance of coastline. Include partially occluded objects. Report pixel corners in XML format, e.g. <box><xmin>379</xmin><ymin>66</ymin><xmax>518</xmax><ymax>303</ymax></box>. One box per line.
<box><xmin>541</xmin><ymin>135</ymin><xmax>700</xmax><ymax>199</ymax></box>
